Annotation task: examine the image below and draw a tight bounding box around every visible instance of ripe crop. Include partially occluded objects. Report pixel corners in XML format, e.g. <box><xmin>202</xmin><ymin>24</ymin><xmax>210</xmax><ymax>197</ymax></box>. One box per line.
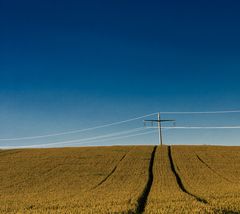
<box><xmin>0</xmin><ymin>145</ymin><xmax>240</xmax><ymax>213</ymax></box>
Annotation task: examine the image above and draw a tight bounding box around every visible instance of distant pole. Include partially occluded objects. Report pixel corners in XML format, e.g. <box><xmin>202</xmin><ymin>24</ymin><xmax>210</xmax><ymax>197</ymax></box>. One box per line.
<box><xmin>144</xmin><ymin>113</ymin><xmax>175</xmax><ymax>146</ymax></box>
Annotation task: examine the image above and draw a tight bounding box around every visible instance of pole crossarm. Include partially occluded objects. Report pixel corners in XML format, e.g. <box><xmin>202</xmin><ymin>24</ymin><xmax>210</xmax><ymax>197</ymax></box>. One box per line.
<box><xmin>144</xmin><ymin>119</ymin><xmax>176</xmax><ymax>123</ymax></box>
<box><xmin>144</xmin><ymin>113</ymin><xmax>175</xmax><ymax>146</ymax></box>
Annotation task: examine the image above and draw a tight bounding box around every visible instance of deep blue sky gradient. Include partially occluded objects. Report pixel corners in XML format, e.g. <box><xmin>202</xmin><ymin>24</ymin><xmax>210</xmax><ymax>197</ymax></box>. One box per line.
<box><xmin>1</xmin><ymin>0</ymin><xmax>240</xmax><ymax>146</ymax></box>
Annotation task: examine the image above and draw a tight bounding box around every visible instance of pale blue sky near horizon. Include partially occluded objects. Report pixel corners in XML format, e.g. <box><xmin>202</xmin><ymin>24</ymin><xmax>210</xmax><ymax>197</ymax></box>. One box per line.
<box><xmin>1</xmin><ymin>0</ymin><xmax>240</xmax><ymax>147</ymax></box>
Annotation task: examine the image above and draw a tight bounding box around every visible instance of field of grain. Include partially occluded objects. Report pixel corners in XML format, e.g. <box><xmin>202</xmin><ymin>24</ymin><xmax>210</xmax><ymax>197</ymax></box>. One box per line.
<box><xmin>171</xmin><ymin>146</ymin><xmax>240</xmax><ymax>213</ymax></box>
<box><xmin>0</xmin><ymin>145</ymin><xmax>240</xmax><ymax>213</ymax></box>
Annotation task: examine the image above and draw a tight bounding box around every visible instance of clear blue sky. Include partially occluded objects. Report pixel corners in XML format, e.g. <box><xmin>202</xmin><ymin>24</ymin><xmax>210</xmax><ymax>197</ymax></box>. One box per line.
<box><xmin>1</xmin><ymin>0</ymin><xmax>240</xmax><ymax>147</ymax></box>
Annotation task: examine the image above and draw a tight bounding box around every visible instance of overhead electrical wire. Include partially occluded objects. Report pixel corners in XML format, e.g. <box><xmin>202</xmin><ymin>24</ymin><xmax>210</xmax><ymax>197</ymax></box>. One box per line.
<box><xmin>65</xmin><ymin>130</ymin><xmax>157</xmax><ymax>147</ymax></box>
<box><xmin>0</xmin><ymin>129</ymin><xmax>157</xmax><ymax>149</ymax></box>
<box><xmin>165</xmin><ymin>126</ymin><xmax>240</xmax><ymax>129</ymax></box>
<box><xmin>148</xmin><ymin>126</ymin><xmax>240</xmax><ymax>129</ymax></box>
<box><xmin>0</xmin><ymin>127</ymin><xmax>147</xmax><ymax>148</ymax></box>
<box><xmin>161</xmin><ymin>110</ymin><xmax>240</xmax><ymax>114</ymax></box>
<box><xmin>0</xmin><ymin>112</ymin><xmax>158</xmax><ymax>141</ymax></box>
<box><xmin>0</xmin><ymin>109</ymin><xmax>240</xmax><ymax>142</ymax></box>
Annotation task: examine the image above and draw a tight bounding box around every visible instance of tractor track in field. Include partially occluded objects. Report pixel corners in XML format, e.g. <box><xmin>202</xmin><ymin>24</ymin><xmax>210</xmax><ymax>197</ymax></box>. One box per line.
<box><xmin>0</xmin><ymin>150</ymin><xmax>21</xmax><ymax>157</ymax></box>
<box><xmin>92</xmin><ymin>152</ymin><xmax>129</xmax><ymax>190</ymax></box>
<box><xmin>195</xmin><ymin>153</ymin><xmax>233</xmax><ymax>183</ymax></box>
<box><xmin>135</xmin><ymin>146</ymin><xmax>157</xmax><ymax>214</ymax></box>
<box><xmin>168</xmin><ymin>146</ymin><xmax>208</xmax><ymax>204</ymax></box>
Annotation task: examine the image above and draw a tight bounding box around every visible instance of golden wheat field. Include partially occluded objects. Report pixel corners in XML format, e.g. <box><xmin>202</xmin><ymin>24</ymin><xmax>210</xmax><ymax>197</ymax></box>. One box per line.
<box><xmin>0</xmin><ymin>145</ymin><xmax>240</xmax><ymax>214</ymax></box>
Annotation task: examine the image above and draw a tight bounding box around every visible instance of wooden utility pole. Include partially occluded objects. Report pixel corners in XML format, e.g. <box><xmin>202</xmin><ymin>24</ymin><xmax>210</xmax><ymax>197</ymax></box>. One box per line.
<box><xmin>144</xmin><ymin>112</ymin><xmax>175</xmax><ymax>146</ymax></box>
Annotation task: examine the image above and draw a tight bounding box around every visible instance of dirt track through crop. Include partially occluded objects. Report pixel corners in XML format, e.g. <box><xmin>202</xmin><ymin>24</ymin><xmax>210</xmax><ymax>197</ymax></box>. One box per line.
<box><xmin>168</xmin><ymin>146</ymin><xmax>207</xmax><ymax>204</ymax></box>
<box><xmin>136</xmin><ymin>146</ymin><xmax>157</xmax><ymax>214</ymax></box>
<box><xmin>92</xmin><ymin>153</ymin><xmax>128</xmax><ymax>189</ymax></box>
<box><xmin>195</xmin><ymin>153</ymin><xmax>232</xmax><ymax>183</ymax></box>
<box><xmin>0</xmin><ymin>150</ymin><xmax>21</xmax><ymax>157</ymax></box>
<box><xmin>2</xmin><ymin>146</ymin><xmax>240</xmax><ymax>213</ymax></box>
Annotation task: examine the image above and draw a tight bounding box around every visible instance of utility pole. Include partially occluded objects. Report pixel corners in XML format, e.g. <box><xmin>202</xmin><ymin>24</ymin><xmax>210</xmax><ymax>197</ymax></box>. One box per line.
<box><xmin>158</xmin><ymin>113</ymin><xmax>162</xmax><ymax>146</ymax></box>
<box><xmin>144</xmin><ymin>112</ymin><xmax>175</xmax><ymax>146</ymax></box>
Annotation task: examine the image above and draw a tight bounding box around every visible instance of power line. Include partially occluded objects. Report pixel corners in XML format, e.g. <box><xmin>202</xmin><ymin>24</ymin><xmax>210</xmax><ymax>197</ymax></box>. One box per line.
<box><xmin>166</xmin><ymin>126</ymin><xmax>240</xmax><ymax>129</ymax></box>
<box><xmin>0</xmin><ymin>127</ymin><xmax>147</xmax><ymax>148</ymax></box>
<box><xmin>143</xmin><ymin>125</ymin><xmax>240</xmax><ymax>145</ymax></box>
<box><xmin>0</xmin><ymin>129</ymin><xmax>156</xmax><ymax>149</ymax></box>
<box><xmin>0</xmin><ymin>112</ymin><xmax>158</xmax><ymax>141</ymax></box>
<box><xmin>161</xmin><ymin>110</ymin><xmax>240</xmax><ymax>114</ymax></box>
<box><xmin>148</xmin><ymin>126</ymin><xmax>240</xmax><ymax>129</ymax></box>
<box><xmin>69</xmin><ymin>130</ymin><xmax>157</xmax><ymax>147</ymax></box>
<box><xmin>1</xmin><ymin>109</ymin><xmax>240</xmax><ymax>141</ymax></box>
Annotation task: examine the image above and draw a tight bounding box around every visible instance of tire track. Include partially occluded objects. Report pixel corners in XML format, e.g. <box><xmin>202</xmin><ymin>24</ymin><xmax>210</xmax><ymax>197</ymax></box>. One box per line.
<box><xmin>0</xmin><ymin>150</ymin><xmax>21</xmax><ymax>157</ymax></box>
<box><xmin>195</xmin><ymin>153</ymin><xmax>233</xmax><ymax>183</ymax></box>
<box><xmin>92</xmin><ymin>152</ymin><xmax>128</xmax><ymax>190</ymax></box>
<box><xmin>136</xmin><ymin>146</ymin><xmax>157</xmax><ymax>214</ymax></box>
<box><xmin>168</xmin><ymin>146</ymin><xmax>208</xmax><ymax>204</ymax></box>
